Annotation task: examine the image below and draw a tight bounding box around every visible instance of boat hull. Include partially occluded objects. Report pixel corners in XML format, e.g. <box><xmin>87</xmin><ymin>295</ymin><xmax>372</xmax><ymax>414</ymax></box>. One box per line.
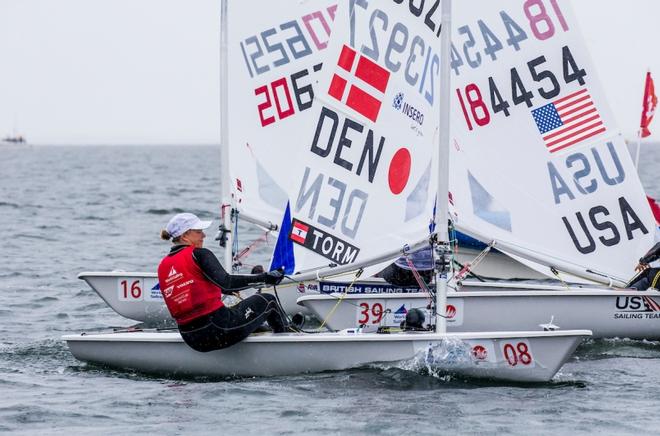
<box><xmin>80</xmin><ymin>272</ymin><xmax>660</xmax><ymax>339</ymax></box>
<box><xmin>78</xmin><ymin>272</ymin><xmax>173</xmax><ymax>326</ymax></box>
<box><xmin>63</xmin><ymin>329</ymin><xmax>589</xmax><ymax>382</ymax></box>
<box><xmin>298</xmin><ymin>282</ymin><xmax>660</xmax><ymax>339</ymax></box>
<box><xmin>78</xmin><ymin>250</ymin><xmax>544</xmax><ymax>325</ymax></box>
<box><xmin>78</xmin><ymin>271</ymin><xmax>310</xmax><ymax>326</ymax></box>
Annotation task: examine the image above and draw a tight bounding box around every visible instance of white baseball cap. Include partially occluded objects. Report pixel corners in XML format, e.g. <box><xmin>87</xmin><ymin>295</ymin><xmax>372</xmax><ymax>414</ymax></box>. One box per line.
<box><xmin>166</xmin><ymin>213</ymin><xmax>212</xmax><ymax>238</ymax></box>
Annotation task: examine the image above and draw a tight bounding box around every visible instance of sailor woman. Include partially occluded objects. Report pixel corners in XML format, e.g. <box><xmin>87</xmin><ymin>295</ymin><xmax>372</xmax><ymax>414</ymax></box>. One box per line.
<box><xmin>157</xmin><ymin>213</ymin><xmax>290</xmax><ymax>351</ymax></box>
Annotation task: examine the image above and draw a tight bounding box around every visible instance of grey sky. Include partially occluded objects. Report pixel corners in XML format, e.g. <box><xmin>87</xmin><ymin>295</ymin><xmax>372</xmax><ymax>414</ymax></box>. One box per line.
<box><xmin>0</xmin><ymin>0</ymin><xmax>657</xmax><ymax>144</ymax></box>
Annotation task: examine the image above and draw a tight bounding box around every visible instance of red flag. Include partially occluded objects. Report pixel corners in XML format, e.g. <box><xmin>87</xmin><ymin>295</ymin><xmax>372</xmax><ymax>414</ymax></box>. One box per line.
<box><xmin>640</xmin><ymin>71</ymin><xmax>658</xmax><ymax>138</ymax></box>
<box><xmin>647</xmin><ymin>195</ymin><xmax>660</xmax><ymax>225</ymax></box>
<box><xmin>289</xmin><ymin>220</ymin><xmax>309</xmax><ymax>244</ymax></box>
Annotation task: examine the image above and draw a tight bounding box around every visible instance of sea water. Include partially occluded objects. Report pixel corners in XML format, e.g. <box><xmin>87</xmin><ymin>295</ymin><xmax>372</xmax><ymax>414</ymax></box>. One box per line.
<box><xmin>2</xmin><ymin>145</ymin><xmax>660</xmax><ymax>435</ymax></box>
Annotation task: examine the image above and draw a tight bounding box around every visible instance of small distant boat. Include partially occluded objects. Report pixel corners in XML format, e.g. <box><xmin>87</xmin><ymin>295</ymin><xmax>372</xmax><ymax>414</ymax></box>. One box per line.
<box><xmin>2</xmin><ymin>134</ymin><xmax>26</xmax><ymax>144</ymax></box>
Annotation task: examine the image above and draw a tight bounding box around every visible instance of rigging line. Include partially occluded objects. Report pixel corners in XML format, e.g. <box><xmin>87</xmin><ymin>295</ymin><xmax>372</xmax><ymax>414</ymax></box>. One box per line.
<box><xmin>626</xmin><ymin>269</ymin><xmax>645</xmax><ymax>288</ymax></box>
<box><xmin>452</xmin><ymin>243</ymin><xmax>493</xmax><ymax>283</ymax></box>
<box><xmin>550</xmin><ymin>267</ymin><xmax>571</xmax><ymax>290</ymax></box>
<box><xmin>281</xmin><ymin>272</ymin><xmax>384</xmax><ymax>311</ymax></box>
<box><xmin>288</xmin><ymin>265</ymin><xmax>366</xmax><ymax>282</ymax></box>
<box><xmin>404</xmin><ymin>256</ymin><xmax>434</xmax><ymax>307</ymax></box>
<box><xmin>234</xmin><ymin>229</ymin><xmax>272</xmax><ymax>264</ymax></box>
<box><xmin>270</xmin><ymin>284</ymin><xmax>302</xmax><ymax>333</ymax></box>
<box><xmin>268</xmin><ymin>284</ymin><xmax>325</xmax><ymax>334</ymax></box>
<box><xmin>317</xmin><ymin>273</ymin><xmax>363</xmax><ymax>331</ymax></box>
<box><xmin>323</xmin><ymin>268</ymin><xmax>365</xmax><ymax>281</ymax></box>
<box><xmin>231</xmin><ymin>209</ymin><xmax>240</xmax><ymax>272</ymax></box>
<box><xmin>451</xmin><ymin>259</ymin><xmax>486</xmax><ymax>282</ymax></box>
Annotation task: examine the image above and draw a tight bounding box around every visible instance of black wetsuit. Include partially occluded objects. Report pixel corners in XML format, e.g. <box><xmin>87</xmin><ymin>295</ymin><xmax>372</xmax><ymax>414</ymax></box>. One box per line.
<box><xmin>166</xmin><ymin>245</ymin><xmax>289</xmax><ymax>352</ymax></box>
<box><xmin>630</xmin><ymin>242</ymin><xmax>660</xmax><ymax>290</ymax></box>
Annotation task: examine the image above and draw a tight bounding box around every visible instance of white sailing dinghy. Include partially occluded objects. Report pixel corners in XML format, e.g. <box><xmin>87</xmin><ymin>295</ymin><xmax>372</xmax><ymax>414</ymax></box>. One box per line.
<box><xmin>76</xmin><ymin>270</ymin><xmax>314</xmax><ymax>326</ymax></box>
<box><xmin>64</xmin><ymin>329</ymin><xmax>588</xmax><ymax>381</ymax></box>
<box><xmin>76</xmin><ymin>270</ymin><xmax>660</xmax><ymax>340</ymax></box>
<box><xmin>78</xmin><ymin>0</ymin><xmax>659</xmax><ymax>343</ymax></box>
<box><xmin>299</xmin><ymin>281</ymin><xmax>660</xmax><ymax>339</ymax></box>
<box><xmin>65</xmin><ymin>0</ymin><xmax>590</xmax><ymax>382</ymax></box>
<box><xmin>76</xmin><ymin>246</ymin><xmax>543</xmax><ymax>324</ymax></box>
<box><xmin>296</xmin><ymin>0</ymin><xmax>660</xmax><ymax>337</ymax></box>
<box><xmin>75</xmin><ymin>0</ymin><xmax>541</xmax><ymax>327</ymax></box>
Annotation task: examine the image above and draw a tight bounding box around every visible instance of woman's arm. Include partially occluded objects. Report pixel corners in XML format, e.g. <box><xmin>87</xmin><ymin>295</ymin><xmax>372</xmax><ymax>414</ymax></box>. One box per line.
<box><xmin>193</xmin><ymin>248</ymin><xmax>267</xmax><ymax>293</ymax></box>
<box><xmin>640</xmin><ymin>242</ymin><xmax>660</xmax><ymax>265</ymax></box>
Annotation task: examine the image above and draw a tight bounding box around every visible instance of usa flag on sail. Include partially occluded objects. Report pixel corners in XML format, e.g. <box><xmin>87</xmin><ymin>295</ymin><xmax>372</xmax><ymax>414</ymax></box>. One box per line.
<box><xmin>531</xmin><ymin>88</ymin><xmax>606</xmax><ymax>153</ymax></box>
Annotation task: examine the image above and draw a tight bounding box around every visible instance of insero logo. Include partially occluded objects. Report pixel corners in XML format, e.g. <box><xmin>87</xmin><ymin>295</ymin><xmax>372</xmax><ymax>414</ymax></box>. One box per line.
<box><xmin>393</xmin><ymin>92</ymin><xmax>404</xmax><ymax>111</ymax></box>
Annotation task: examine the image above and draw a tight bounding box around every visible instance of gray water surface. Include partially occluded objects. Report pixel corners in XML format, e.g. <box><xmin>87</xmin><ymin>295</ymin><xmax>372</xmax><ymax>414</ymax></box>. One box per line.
<box><xmin>2</xmin><ymin>145</ymin><xmax>660</xmax><ymax>435</ymax></box>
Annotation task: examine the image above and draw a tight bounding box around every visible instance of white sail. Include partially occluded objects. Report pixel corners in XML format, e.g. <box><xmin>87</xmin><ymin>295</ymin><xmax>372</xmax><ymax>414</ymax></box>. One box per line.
<box><xmin>224</xmin><ymin>1</ymin><xmax>337</xmax><ymax>228</ymax></box>
<box><xmin>448</xmin><ymin>0</ymin><xmax>655</xmax><ymax>284</ymax></box>
<box><xmin>278</xmin><ymin>0</ymin><xmax>443</xmax><ymax>276</ymax></box>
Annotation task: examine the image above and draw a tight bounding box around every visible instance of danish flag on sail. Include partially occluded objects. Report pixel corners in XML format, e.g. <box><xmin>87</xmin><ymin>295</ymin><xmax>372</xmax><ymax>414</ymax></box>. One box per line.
<box><xmin>531</xmin><ymin>88</ymin><xmax>606</xmax><ymax>154</ymax></box>
<box><xmin>640</xmin><ymin>71</ymin><xmax>658</xmax><ymax>138</ymax></box>
<box><xmin>328</xmin><ymin>45</ymin><xmax>391</xmax><ymax>122</ymax></box>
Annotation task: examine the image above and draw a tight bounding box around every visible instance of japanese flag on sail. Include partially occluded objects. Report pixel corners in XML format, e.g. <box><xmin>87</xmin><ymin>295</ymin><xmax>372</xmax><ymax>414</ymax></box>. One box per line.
<box><xmin>640</xmin><ymin>71</ymin><xmax>658</xmax><ymax>138</ymax></box>
<box><xmin>327</xmin><ymin>45</ymin><xmax>391</xmax><ymax>122</ymax></box>
<box><xmin>531</xmin><ymin>88</ymin><xmax>606</xmax><ymax>154</ymax></box>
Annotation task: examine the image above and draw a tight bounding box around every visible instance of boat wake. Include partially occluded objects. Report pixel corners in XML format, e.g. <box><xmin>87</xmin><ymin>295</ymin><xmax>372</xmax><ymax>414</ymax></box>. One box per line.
<box><xmin>1</xmin><ymin>339</ymin><xmax>77</xmax><ymax>375</ymax></box>
<box><xmin>576</xmin><ymin>337</ymin><xmax>660</xmax><ymax>360</ymax></box>
<box><xmin>373</xmin><ymin>337</ymin><xmax>476</xmax><ymax>382</ymax></box>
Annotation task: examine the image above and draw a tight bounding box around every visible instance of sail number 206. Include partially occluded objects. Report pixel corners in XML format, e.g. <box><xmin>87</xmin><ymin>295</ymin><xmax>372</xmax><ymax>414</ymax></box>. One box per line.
<box><xmin>255</xmin><ymin>64</ymin><xmax>322</xmax><ymax>127</ymax></box>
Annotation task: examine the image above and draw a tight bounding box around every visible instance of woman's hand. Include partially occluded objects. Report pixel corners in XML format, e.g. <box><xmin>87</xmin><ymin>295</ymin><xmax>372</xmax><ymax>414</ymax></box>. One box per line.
<box><xmin>264</xmin><ymin>270</ymin><xmax>284</xmax><ymax>285</ymax></box>
<box><xmin>635</xmin><ymin>262</ymin><xmax>650</xmax><ymax>273</ymax></box>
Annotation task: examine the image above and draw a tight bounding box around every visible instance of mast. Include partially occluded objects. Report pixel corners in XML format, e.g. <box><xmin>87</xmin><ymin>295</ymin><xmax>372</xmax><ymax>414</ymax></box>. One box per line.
<box><xmin>218</xmin><ymin>0</ymin><xmax>234</xmax><ymax>268</ymax></box>
<box><xmin>435</xmin><ymin>0</ymin><xmax>452</xmax><ymax>334</ymax></box>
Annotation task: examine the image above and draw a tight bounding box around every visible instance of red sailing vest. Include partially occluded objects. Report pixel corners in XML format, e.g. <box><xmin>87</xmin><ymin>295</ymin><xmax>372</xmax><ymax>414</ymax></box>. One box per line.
<box><xmin>157</xmin><ymin>245</ymin><xmax>224</xmax><ymax>325</ymax></box>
